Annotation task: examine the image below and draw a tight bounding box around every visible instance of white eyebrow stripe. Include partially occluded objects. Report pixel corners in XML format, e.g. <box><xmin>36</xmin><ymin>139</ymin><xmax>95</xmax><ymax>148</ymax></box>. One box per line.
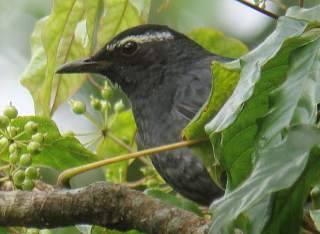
<box><xmin>107</xmin><ymin>31</ymin><xmax>174</xmax><ymax>50</ymax></box>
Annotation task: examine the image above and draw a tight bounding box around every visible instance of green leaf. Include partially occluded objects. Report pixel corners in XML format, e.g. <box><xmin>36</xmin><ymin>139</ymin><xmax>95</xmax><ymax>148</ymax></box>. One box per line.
<box><xmin>310</xmin><ymin>209</ymin><xmax>320</xmax><ymax>232</ymax></box>
<box><xmin>145</xmin><ymin>189</ymin><xmax>203</xmax><ymax>216</ymax></box>
<box><xmin>96</xmin><ymin>0</ymin><xmax>143</xmax><ymax>48</ymax></box>
<box><xmin>210</xmin><ymin>126</ymin><xmax>320</xmax><ymax>234</ymax></box>
<box><xmin>188</xmin><ymin>28</ymin><xmax>248</xmax><ymax>58</ymax></box>
<box><xmin>12</xmin><ymin>116</ymin><xmax>95</xmax><ymax>171</ymax></box>
<box><xmin>21</xmin><ymin>0</ymin><xmax>150</xmax><ymax>117</ymax></box>
<box><xmin>96</xmin><ymin>111</ymin><xmax>137</xmax><ymax>183</ymax></box>
<box><xmin>262</xmin><ymin>147</ymin><xmax>320</xmax><ymax>234</ymax></box>
<box><xmin>21</xmin><ymin>0</ymin><xmax>88</xmax><ymax>117</ymax></box>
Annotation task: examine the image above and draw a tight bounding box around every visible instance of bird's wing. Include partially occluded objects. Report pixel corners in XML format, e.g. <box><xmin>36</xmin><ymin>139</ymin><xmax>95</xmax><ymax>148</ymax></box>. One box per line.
<box><xmin>172</xmin><ymin>63</ymin><xmax>212</xmax><ymax>121</ymax></box>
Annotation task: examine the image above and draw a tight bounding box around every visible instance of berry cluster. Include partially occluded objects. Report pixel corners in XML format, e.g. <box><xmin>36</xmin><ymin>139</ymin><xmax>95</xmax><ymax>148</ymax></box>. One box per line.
<box><xmin>0</xmin><ymin>104</ymin><xmax>42</xmax><ymax>190</ymax></box>
<box><xmin>70</xmin><ymin>81</ymin><xmax>124</xmax><ymax>116</ymax></box>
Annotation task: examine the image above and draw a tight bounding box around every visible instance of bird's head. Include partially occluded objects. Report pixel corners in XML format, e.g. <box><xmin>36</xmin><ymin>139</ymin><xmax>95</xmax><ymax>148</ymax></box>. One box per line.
<box><xmin>57</xmin><ymin>24</ymin><xmax>209</xmax><ymax>96</ymax></box>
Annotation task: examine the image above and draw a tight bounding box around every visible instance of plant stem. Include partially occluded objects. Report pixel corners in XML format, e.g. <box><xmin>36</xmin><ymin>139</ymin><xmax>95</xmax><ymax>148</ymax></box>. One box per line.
<box><xmin>235</xmin><ymin>0</ymin><xmax>279</xmax><ymax>19</ymax></box>
<box><xmin>107</xmin><ymin>132</ymin><xmax>134</xmax><ymax>152</ymax></box>
<box><xmin>0</xmin><ymin>165</ymin><xmax>10</xmax><ymax>171</ymax></box>
<box><xmin>84</xmin><ymin>112</ymin><xmax>102</xmax><ymax>129</ymax></box>
<box><xmin>57</xmin><ymin>138</ymin><xmax>208</xmax><ymax>187</ymax></box>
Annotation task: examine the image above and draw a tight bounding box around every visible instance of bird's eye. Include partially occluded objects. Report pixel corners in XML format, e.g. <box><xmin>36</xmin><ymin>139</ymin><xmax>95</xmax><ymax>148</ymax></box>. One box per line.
<box><xmin>120</xmin><ymin>41</ymin><xmax>138</xmax><ymax>56</ymax></box>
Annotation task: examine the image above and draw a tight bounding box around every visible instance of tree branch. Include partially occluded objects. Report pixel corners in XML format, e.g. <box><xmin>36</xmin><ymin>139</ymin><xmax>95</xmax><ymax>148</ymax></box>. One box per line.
<box><xmin>0</xmin><ymin>182</ymin><xmax>209</xmax><ymax>234</ymax></box>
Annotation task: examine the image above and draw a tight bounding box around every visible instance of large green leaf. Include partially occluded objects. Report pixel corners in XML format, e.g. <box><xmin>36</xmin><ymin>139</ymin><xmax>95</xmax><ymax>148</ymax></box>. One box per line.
<box><xmin>205</xmin><ymin>6</ymin><xmax>320</xmax><ymax>233</ymax></box>
<box><xmin>21</xmin><ymin>0</ymin><xmax>150</xmax><ymax>117</ymax></box>
<box><xmin>210</xmin><ymin>126</ymin><xmax>320</xmax><ymax>234</ymax></box>
<box><xmin>206</xmin><ymin>9</ymin><xmax>320</xmax><ymax>189</ymax></box>
<box><xmin>21</xmin><ymin>0</ymin><xmax>87</xmax><ymax>117</ymax></box>
<box><xmin>188</xmin><ymin>28</ymin><xmax>248</xmax><ymax>58</ymax></box>
<box><xmin>11</xmin><ymin>116</ymin><xmax>95</xmax><ymax>171</ymax></box>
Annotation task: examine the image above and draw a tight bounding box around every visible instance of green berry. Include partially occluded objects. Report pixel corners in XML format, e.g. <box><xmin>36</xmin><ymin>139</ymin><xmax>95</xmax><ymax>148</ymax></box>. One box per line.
<box><xmin>6</xmin><ymin>126</ymin><xmax>17</xmax><ymax>137</ymax></box>
<box><xmin>3</xmin><ymin>104</ymin><xmax>18</xmax><ymax>119</ymax></box>
<box><xmin>27</xmin><ymin>141</ymin><xmax>41</xmax><ymax>154</ymax></box>
<box><xmin>90</xmin><ymin>96</ymin><xmax>102</xmax><ymax>111</ymax></box>
<box><xmin>24</xmin><ymin>121</ymin><xmax>38</xmax><ymax>134</ymax></box>
<box><xmin>0</xmin><ymin>115</ymin><xmax>9</xmax><ymax>129</ymax></box>
<box><xmin>70</xmin><ymin>100</ymin><xmax>86</xmax><ymax>115</ymax></box>
<box><xmin>22</xmin><ymin>179</ymin><xmax>34</xmax><ymax>191</ymax></box>
<box><xmin>13</xmin><ymin>170</ymin><xmax>25</xmax><ymax>186</ymax></box>
<box><xmin>0</xmin><ymin>137</ymin><xmax>9</xmax><ymax>149</ymax></box>
<box><xmin>20</xmin><ymin>153</ymin><xmax>32</xmax><ymax>166</ymax></box>
<box><xmin>101</xmin><ymin>86</ymin><xmax>112</xmax><ymax>99</ymax></box>
<box><xmin>9</xmin><ymin>143</ymin><xmax>18</xmax><ymax>154</ymax></box>
<box><xmin>114</xmin><ymin>100</ymin><xmax>125</xmax><ymax>113</ymax></box>
<box><xmin>9</xmin><ymin>152</ymin><xmax>19</xmax><ymax>164</ymax></box>
<box><xmin>25</xmin><ymin>166</ymin><xmax>39</xmax><ymax>180</ymax></box>
<box><xmin>32</xmin><ymin>133</ymin><xmax>45</xmax><ymax>143</ymax></box>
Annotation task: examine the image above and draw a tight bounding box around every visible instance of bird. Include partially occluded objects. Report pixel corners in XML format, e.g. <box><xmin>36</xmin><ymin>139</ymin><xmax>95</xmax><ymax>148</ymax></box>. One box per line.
<box><xmin>57</xmin><ymin>24</ymin><xmax>229</xmax><ymax>206</ymax></box>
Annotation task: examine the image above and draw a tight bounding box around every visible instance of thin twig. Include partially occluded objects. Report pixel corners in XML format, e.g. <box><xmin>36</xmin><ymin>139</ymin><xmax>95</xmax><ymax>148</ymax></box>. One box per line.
<box><xmin>57</xmin><ymin>138</ymin><xmax>208</xmax><ymax>187</ymax></box>
<box><xmin>235</xmin><ymin>0</ymin><xmax>279</xmax><ymax>19</ymax></box>
<box><xmin>299</xmin><ymin>0</ymin><xmax>304</xmax><ymax>7</ymax></box>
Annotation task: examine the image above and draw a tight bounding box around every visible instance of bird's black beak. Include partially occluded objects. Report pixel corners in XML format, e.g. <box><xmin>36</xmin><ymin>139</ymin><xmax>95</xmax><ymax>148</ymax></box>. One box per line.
<box><xmin>56</xmin><ymin>50</ymin><xmax>111</xmax><ymax>74</ymax></box>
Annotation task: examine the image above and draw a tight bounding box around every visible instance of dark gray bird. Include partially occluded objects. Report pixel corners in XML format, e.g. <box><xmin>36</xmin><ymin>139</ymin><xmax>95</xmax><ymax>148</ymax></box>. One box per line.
<box><xmin>57</xmin><ymin>24</ymin><xmax>228</xmax><ymax>206</ymax></box>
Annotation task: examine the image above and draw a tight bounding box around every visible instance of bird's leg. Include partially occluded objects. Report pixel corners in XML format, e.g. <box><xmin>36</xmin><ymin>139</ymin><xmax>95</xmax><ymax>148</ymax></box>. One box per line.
<box><xmin>57</xmin><ymin>138</ymin><xmax>208</xmax><ymax>187</ymax></box>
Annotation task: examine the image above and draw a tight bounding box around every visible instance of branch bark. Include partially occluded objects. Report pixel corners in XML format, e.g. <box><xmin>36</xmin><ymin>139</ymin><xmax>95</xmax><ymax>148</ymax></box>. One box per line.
<box><xmin>0</xmin><ymin>182</ymin><xmax>210</xmax><ymax>234</ymax></box>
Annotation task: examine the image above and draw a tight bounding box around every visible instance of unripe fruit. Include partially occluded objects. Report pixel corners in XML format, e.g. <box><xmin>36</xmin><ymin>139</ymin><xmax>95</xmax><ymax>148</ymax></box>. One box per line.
<box><xmin>70</xmin><ymin>100</ymin><xmax>86</xmax><ymax>114</ymax></box>
<box><xmin>0</xmin><ymin>115</ymin><xmax>9</xmax><ymax>129</ymax></box>
<box><xmin>20</xmin><ymin>153</ymin><xmax>32</xmax><ymax>167</ymax></box>
<box><xmin>3</xmin><ymin>104</ymin><xmax>18</xmax><ymax>119</ymax></box>
<box><xmin>9</xmin><ymin>143</ymin><xmax>18</xmax><ymax>154</ymax></box>
<box><xmin>90</xmin><ymin>96</ymin><xmax>102</xmax><ymax>111</ymax></box>
<box><xmin>101</xmin><ymin>86</ymin><xmax>112</xmax><ymax>99</ymax></box>
<box><xmin>22</xmin><ymin>179</ymin><xmax>34</xmax><ymax>191</ymax></box>
<box><xmin>0</xmin><ymin>137</ymin><xmax>9</xmax><ymax>149</ymax></box>
<box><xmin>24</xmin><ymin>121</ymin><xmax>38</xmax><ymax>134</ymax></box>
<box><xmin>27</xmin><ymin>141</ymin><xmax>41</xmax><ymax>154</ymax></box>
<box><xmin>13</xmin><ymin>170</ymin><xmax>25</xmax><ymax>186</ymax></box>
<box><xmin>32</xmin><ymin>133</ymin><xmax>44</xmax><ymax>143</ymax></box>
<box><xmin>6</xmin><ymin>126</ymin><xmax>17</xmax><ymax>137</ymax></box>
<box><xmin>25</xmin><ymin>166</ymin><xmax>39</xmax><ymax>180</ymax></box>
<box><xmin>114</xmin><ymin>100</ymin><xmax>125</xmax><ymax>113</ymax></box>
<box><xmin>9</xmin><ymin>152</ymin><xmax>19</xmax><ymax>164</ymax></box>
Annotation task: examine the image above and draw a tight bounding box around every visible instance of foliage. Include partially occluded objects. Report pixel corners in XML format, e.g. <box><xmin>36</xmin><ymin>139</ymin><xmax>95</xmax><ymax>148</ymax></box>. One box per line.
<box><xmin>202</xmin><ymin>6</ymin><xmax>320</xmax><ymax>234</ymax></box>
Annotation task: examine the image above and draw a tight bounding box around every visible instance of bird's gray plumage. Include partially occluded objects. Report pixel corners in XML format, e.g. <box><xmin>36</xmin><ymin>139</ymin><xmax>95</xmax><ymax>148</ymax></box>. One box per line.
<box><xmin>57</xmin><ymin>24</ymin><xmax>229</xmax><ymax>205</ymax></box>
